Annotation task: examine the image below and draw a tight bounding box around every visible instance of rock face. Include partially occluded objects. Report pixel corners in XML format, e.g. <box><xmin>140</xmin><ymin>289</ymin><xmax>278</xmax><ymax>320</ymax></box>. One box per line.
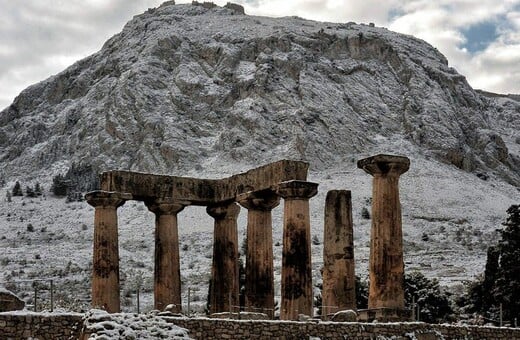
<box><xmin>0</xmin><ymin>289</ymin><xmax>25</xmax><ymax>312</ymax></box>
<box><xmin>0</xmin><ymin>2</ymin><xmax>519</xmax><ymax>185</ymax></box>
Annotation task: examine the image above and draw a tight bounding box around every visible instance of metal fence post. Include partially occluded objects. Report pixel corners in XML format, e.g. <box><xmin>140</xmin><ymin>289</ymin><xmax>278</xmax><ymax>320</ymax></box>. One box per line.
<box><xmin>136</xmin><ymin>287</ymin><xmax>140</xmax><ymax>314</ymax></box>
<box><xmin>50</xmin><ymin>279</ymin><xmax>54</xmax><ymax>312</ymax></box>
<box><xmin>34</xmin><ymin>285</ymin><xmax>38</xmax><ymax>312</ymax></box>
<box><xmin>187</xmin><ymin>287</ymin><xmax>191</xmax><ymax>316</ymax></box>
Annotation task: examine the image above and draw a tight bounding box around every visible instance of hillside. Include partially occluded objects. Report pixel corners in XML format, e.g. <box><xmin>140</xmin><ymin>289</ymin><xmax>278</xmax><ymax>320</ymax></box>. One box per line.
<box><xmin>0</xmin><ymin>2</ymin><xmax>518</xmax><ymax>313</ymax></box>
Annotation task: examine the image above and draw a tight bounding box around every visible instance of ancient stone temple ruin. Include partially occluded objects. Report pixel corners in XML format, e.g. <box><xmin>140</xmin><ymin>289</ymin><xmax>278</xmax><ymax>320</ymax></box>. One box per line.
<box><xmin>85</xmin><ymin>154</ymin><xmax>410</xmax><ymax>322</ymax></box>
<box><xmin>86</xmin><ymin>160</ymin><xmax>318</xmax><ymax>319</ymax></box>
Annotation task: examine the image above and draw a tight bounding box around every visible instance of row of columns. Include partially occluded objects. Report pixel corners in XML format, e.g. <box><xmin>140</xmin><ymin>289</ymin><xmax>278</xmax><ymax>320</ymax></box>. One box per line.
<box><xmin>86</xmin><ymin>154</ymin><xmax>410</xmax><ymax>320</ymax></box>
<box><xmin>86</xmin><ymin>180</ymin><xmax>318</xmax><ymax>319</ymax></box>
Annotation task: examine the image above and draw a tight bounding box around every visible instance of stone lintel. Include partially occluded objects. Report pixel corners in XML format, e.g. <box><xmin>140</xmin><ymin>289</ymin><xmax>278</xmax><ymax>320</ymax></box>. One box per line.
<box><xmin>275</xmin><ymin>180</ymin><xmax>318</xmax><ymax>200</ymax></box>
<box><xmin>99</xmin><ymin>160</ymin><xmax>308</xmax><ymax>204</ymax></box>
<box><xmin>357</xmin><ymin>154</ymin><xmax>410</xmax><ymax>176</ymax></box>
<box><xmin>85</xmin><ymin>191</ymin><xmax>132</xmax><ymax>208</ymax></box>
<box><xmin>145</xmin><ymin>198</ymin><xmax>189</xmax><ymax>215</ymax></box>
<box><xmin>237</xmin><ymin>189</ymin><xmax>280</xmax><ymax>211</ymax></box>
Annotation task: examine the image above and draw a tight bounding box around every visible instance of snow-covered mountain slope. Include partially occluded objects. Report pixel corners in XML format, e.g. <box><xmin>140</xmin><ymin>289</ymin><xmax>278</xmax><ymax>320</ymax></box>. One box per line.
<box><xmin>0</xmin><ymin>2</ymin><xmax>518</xmax><ymax>185</ymax></box>
<box><xmin>0</xmin><ymin>2</ymin><xmax>518</xmax><ymax>312</ymax></box>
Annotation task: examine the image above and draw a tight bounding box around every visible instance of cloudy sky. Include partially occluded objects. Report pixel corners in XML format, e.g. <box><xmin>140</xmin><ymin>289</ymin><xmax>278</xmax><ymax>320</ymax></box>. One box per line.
<box><xmin>1</xmin><ymin>0</ymin><xmax>519</xmax><ymax>109</ymax></box>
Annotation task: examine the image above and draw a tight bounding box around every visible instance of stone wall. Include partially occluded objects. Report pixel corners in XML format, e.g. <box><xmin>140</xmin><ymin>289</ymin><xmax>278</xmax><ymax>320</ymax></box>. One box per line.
<box><xmin>0</xmin><ymin>313</ymin><xmax>83</xmax><ymax>339</ymax></box>
<box><xmin>167</xmin><ymin>317</ymin><xmax>520</xmax><ymax>340</ymax></box>
<box><xmin>1</xmin><ymin>312</ymin><xmax>520</xmax><ymax>340</ymax></box>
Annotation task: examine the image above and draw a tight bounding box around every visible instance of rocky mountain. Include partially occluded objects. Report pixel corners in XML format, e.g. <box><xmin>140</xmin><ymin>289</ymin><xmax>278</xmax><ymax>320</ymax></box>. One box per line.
<box><xmin>0</xmin><ymin>1</ymin><xmax>519</xmax><ymax>186</ymax></box>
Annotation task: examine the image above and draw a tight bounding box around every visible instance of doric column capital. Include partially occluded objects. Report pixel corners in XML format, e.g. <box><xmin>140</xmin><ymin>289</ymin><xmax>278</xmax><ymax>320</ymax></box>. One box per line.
<box><xmin>275</xmin><ymin>180</ymin><xmax>318</xmax><ymax>200</ymax></box>
<box><xmin>145</xmin><ymin>198</ymin><xmax>188</xmax><ymax>215</ymax></box>
<box><xmin>85</xmin><ymin>191</ymin><xmax>131</xmax><ymax>208</ymax></box>
<box><xmin>237</xmin><ymin>190</ymin><xmax>280</xmax><ymax>211</ymax></box>
<box><xmin>357</xmin><ymin>154</ymin><xmax>410</xmax><ymax>176</ymax></box>
<box><xmin>207</xmin><ymin>202</ymin><xmax>240</xmax><ymax>220</ymax></box>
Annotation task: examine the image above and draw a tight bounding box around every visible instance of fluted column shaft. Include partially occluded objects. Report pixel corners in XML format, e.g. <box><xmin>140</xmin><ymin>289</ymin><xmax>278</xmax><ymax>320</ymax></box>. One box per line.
<box><xmin>238</xmin><ymin>191</ymin><xmax>279</xmax><ymax>318</ymax></box>
<box><xmin>146</xmin><ymin>199</ymin><xmax>186</xmax><ymax>312</ymax></box>
<box><xmin>86</xmin><ymin>191</ymin><xmax>130</xmax><ymax>313</ymax></box>
<box><xmin>322</xmin><ymin>190</ymin><xmax>356</xmax><ymax>319</ymax></box>
<box><xmin>276</xmin><ymin>180</ymin><xmax>318</xmax><ymax>320</ymax></box>
<box><xmin>358</xmin><ymin>154</ymin><xmax>410</xmax><ymax>310</ymax></box>
<box><xmin>207</xmin><ymin>202</ymin><xmax>240</xmax><ymax>314</ymax></box>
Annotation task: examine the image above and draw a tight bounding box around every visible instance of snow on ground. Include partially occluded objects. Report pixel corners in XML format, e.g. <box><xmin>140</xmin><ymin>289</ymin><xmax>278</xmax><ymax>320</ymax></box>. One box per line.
<box><xmin>82</xmin><ymin>309</ymin><xmax>191</xmax><ymax>339</ymax></box>
<box><xmin>0</xmin><ymin>146</ymin><xmax>518</xmax><ymax>313</ymax></box>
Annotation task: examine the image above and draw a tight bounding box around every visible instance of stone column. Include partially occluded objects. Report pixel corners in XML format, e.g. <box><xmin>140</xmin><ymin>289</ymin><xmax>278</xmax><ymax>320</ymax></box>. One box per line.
<box><xmin>237</xmin><ymin>190</ymin><xmax>280</xmax><ymax>318</ymax></box>
<box><xmin>276</xmin><ymin>180</ymin><xmax>318</xmax><ymax>320</ymax></box>
<box><xmin>146</xmin><ymin>198</ymin><xmax>187</xmax><ymax>312</ymax></box>
<box><xmin>207</xmin><ymin>202</ymin><xmax>240</xmax><ymax>314</ymax></box>
<box><xmin>358</xmin><ymin>154</ymin><xmax>410</xmax><ymax>312</ymax></box>
<box><xmin>322</xmin><ymin>190</ymin><xmax>356</xmax><ymax>319</ymax></box>
<box><xmin>86</xmin><ymin>191</ymin><xmax>131</xmax><ymax>313</ymax></box>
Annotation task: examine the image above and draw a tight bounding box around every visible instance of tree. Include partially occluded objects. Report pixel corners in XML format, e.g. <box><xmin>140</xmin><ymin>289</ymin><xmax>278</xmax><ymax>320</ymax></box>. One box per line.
<box><xmin>34</xmin><ymin>182</ymin><xmax>43</xmax><ymax>196</ymax></box>
<box><xmin>12</xmin><ymin>181</ymin><xmax>23</xmax><ymax>196</ymax></box>
<box><xmin>494</xmin><ymin>205</ymin><xmax>520</xmax><ymax>324</ymax></box>
<box><xmin>460</xmin><ymin>205</ymin><xmax>520</xmax><ymax>325</ymax></box>
<box><xmin>405</xmin><ymin>271</ymin><xmax>453</xmax><ymax>323</ymax></box>
<box><xmin>51</xmin><ymin>174</ymin><xmax>68</xmax><ymax>196</ymax></box>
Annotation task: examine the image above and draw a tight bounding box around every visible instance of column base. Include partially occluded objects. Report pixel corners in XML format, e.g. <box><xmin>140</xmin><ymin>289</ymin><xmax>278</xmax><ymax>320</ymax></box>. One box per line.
<box><xmin>357</xmin><ymin>308</ymin><xmax>412</xmax><ymax>322</ymax></box>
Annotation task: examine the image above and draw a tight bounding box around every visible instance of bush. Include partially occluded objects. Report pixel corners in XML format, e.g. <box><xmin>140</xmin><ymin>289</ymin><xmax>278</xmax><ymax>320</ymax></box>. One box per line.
<box><xmin>361</xmin><ymin>207</ymin><xmax>370</xmax><ymax>219</ymax></box>
<box><xmin>25</xmin><ymin>185</ymin><xmax>36</xmax><ymax>198</ymax></box>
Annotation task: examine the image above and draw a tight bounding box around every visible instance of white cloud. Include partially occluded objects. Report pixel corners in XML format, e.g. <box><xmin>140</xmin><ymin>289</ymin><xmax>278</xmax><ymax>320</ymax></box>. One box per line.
<box><xmin>387</xmin><ymin>0</ymin><xmax>520</xmax><ymax>94</ymax></box>
<box><xmin>0</xmin><ymin>0</ymin><xmax>165</xmax><ymax>110</ymax></box>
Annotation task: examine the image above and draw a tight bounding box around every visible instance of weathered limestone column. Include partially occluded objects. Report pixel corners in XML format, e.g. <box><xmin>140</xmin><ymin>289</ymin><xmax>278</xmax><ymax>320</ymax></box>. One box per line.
<box><xmin>322</xmin><ymin>190</ymin><xmax>356</xmax><ymax>319</ymax></box>
<box><xmin>357</xmin><ymin>154</ymin><xmax>410</xmax><ymax>313</ymax></box>
<box><xmin>207</xmin><ymin>202</ymin><xmax>241</xmax><ymax>314</ymax></box>
<box><xmin>85</xmin><ymin>191</ymin><xmax>131</xmax><ymax>313</ymax></box>
<box><xmin>276</xmin><ymin>180</ymin><xmax>318</xmax><ymax>320</ymax></box>
<box><xmin>145</xmin><ymin>198</ymin><xmax>187</xmax><ymax>312</ymax></box>
<box><xmin>237</xmin><ymin>190</ymin><xmax>280</xmax><ymax>318</ymax></box>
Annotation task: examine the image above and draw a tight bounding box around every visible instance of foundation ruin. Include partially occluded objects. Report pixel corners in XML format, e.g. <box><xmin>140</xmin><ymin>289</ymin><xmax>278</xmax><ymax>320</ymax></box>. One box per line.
<box><xmin>86</xmin><ymin>154</ymin><xmax>410</xmax><ymax>321</ymax></box>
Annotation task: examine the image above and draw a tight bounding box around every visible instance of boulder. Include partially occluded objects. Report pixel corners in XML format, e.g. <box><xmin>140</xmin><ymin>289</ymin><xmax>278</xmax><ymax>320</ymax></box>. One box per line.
<box><xmin>331</xmin><ymin>309</ymin><xmax>357</xmax><ymax>322</ymax></box>
<box><xmin>0</xmin><ymin>289</ymin><xmax>25</xmax><ymax>312</ymax></box>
